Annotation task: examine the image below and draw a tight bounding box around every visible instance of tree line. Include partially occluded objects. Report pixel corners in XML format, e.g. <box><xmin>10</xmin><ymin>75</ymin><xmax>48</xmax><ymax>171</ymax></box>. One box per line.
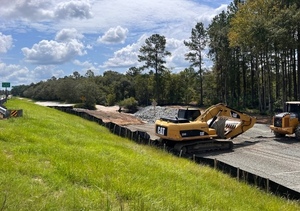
<box><xmin>11</xmin><ymin>0</ymin><xmax>300</xmax><ymax>113</ymax></box>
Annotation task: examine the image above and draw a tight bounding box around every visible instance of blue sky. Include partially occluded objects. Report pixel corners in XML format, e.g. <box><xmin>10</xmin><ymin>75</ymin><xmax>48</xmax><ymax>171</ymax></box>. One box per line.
<box><xmin>0</xmin><ymin>0</ymin><xmax>232</xmax><ymax>87</ymax></box>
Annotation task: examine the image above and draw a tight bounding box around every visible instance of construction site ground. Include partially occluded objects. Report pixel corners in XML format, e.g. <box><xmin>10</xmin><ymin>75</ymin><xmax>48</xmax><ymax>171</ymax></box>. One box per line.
<box><xmin>36</xmin><ymin>102</ymin><xmax>300</xmax><ymax>195</ymax></box>
<box><xmin>89</xmin><ymin>105</ymin><xmax>300</xmax><ymax>195</ymax></box>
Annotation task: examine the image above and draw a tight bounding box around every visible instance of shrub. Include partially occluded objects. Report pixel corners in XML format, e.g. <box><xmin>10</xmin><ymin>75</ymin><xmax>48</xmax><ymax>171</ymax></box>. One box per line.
<box><xmin>106</xmin><ymin>94</ymin><xmax>116</xmax><ymax>106</ymax></box>
<box><xmin>119</xmin><ymin>97</ymin><xmax>138</xmax><ymax>113</ymax></box>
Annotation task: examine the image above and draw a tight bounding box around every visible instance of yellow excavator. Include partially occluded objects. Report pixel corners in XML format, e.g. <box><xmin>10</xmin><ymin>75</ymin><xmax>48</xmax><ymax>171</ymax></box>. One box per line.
<box><xmin>155</xmin><ymin>103</ymin><xmax>256</xmax><ymax>155</ymax></box>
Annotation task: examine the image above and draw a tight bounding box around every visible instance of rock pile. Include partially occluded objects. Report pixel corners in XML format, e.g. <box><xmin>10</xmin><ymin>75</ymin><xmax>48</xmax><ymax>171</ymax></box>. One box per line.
<box><xmin>134</xmin><ymin>106</ymin><xmax>179</xmax><ymax>123</ymax></box>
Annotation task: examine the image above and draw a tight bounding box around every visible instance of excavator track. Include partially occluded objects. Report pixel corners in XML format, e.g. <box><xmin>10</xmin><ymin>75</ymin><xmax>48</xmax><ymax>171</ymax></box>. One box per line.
<box><xmin>157</xmin><ymin>139</ymin><xmax>233</xmax><ymax>157</ymax></box>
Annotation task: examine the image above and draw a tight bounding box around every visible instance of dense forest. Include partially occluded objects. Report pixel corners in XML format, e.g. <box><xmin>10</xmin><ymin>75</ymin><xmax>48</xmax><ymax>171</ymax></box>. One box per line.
<box><xmin>11</xmin><ymin>0</ymin><xmax>300</xmax><ymax>113</ymax></box>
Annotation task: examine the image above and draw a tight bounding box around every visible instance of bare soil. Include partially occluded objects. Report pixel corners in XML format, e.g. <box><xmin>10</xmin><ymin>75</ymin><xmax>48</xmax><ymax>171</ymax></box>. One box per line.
<box><xmin>36</xmin><ymin>101</ymin><xmax>271</xmax><ymax>125</ymax></box>
<box><xmin>253</xmin><ymin>115</ymin><xmax>272</xmax><ymax>125</ymax></box>
<box><xmin>83</xmin><ymin>105</ymin><xmax>144</xmax><ymax>126</ymax></box>
<box><xmin>84</xmin><ymin>105</ymin><xmax>271</xmax><ymax>126</ymax></box>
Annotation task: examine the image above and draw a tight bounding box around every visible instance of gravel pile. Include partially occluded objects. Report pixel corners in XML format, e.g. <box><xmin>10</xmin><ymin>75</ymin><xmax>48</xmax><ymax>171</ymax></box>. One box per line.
<box><xmin>134</xmin><ymin>106</ymin><xmax>179</xmax><ymax>123</ymax></box>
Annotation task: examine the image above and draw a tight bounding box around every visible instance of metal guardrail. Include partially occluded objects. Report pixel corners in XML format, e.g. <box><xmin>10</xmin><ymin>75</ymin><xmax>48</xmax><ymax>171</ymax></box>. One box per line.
<box><xmin>0</xmin><ymin>97</ymin><xmax>6</xmax><ymax>105</ymax></box>
<box><xmin>53</xmin><ymin>105</ymin><xmax>300</xmax><ymax>201</ymax></box>
<box><xmin>0</xmin><ymin>97</ymin><xmax>23</xmax><ymax>118</ymax></box>
<box><xmin>0</xmin><ymin>105</ymin><xmax>9</xmax><ymax>118</ymax></box>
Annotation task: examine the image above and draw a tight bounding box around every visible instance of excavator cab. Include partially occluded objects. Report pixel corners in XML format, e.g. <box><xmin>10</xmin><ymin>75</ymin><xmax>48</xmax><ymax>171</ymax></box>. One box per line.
<box><xmin>177</xmin><ymin>108</ymin><xmax>201</xmax><ymax>121</ymax></box>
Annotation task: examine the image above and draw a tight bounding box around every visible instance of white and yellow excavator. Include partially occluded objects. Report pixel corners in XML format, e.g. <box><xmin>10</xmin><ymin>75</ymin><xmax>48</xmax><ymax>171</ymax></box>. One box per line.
<box><xmin>155</xmin><ymin>103</ymin><xmax>256</xmax><ymax>155</ymax></box>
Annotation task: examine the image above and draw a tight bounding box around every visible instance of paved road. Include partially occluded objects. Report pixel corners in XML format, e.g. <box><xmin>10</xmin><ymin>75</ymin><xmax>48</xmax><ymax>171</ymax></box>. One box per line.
<box><xmin>126</xmin><ymin>123</ymin><xmax>300</xmax><ymax>193</ymax></box>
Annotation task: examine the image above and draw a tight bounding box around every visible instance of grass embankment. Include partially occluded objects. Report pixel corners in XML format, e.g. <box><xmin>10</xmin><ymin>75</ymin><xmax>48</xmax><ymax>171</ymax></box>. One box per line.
<box><xmin>0</xmin><ymin>98</ymin><xmax>299</xmax><ymax>210</ymax></box>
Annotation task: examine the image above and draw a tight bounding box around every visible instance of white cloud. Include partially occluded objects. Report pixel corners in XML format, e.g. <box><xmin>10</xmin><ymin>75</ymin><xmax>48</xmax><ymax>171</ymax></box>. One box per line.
<box><xmin>74</xmin><ymin>59</ymin><xmax>93</xmax><ymax>68</ymax></box>
<box><xmin>102</xmin><ymin>35</ymin><xmax>190</xmax><ymax>71</ymax></box>
<box><xmin>102</xmin><ymin>35</ymin><xmax>204</xmax><ymax>73</ymax></box>
<box><xmin>97</xmin><ymin>26</ymin><xmax>128</xmax><ymax>44</ymax></box>
<box><xmin>54</xmin><ymin>0</ymin><xmax>93</xmax><ymax>20</ymax></box>
<box><xmin>0</xmin><ymin>0</ymin><xmax>53</xmax><ymax>21</ymax></box>
<box><xmin>215</xmin><ymin>4</ymin><xmax>229</xmax><ymax>14</ymax></box>
<box><xmin>0</xmin><ymin>62</ymin><xmax>30</xmax><ymax>85</ymax></box>
<box><xmin>55</xmin><ymin>28</ymin><xmax>83</xmax><ymax>42</ymax></box>
<box><xmin>103</xmin><ymin>46</ymin><xmax>139</xmax><ymax>68</ymax></box>
<box><xmin>0</xmin><ymin>0</ymin><xmax>92</xmax><ymax>22</ymax></box>
<box><xmin>166</xmin><ymin>38</ymin><xmax>189</xmax><ymax>70</ymax></box>
<box><xmin>102</xmin><ymin>35</ymin><xmax>146</xmax><ymax>69</ymax></box>
<box><xmin>32</xmin><ymin>65</ymin><xmax>65</xmax><ymax>81</ymax></box>
<box><xmin>0</xmin><ymin>63</ymin><xmax>66</xmax><ymax>84</ymax></box>
<box><xmin>86</xmin><ymin>44</ymin><xmax>93</xmax><ymax>50</ymax></box>
<box><xmin>73</xmin><ymin>59</ymin><xmax>99</xmax><ymax>74</ymax></box>
<box><xmin>0</xmin><ymin>63</ymin><xmax>65</xmax><ymax>84</ymax></box>
<box><xmin>0</xmin><ymin>0</ymin><xmax>231</xmax><ymax>84</ymax></box>
<box><xmin>0</xmin><ymin>0</ymin><xmax>228</xmax><ymax>36</ymax></box>
<box><xmin>21</xmin><ymin>28</ymin><xmax>86</xmax><ymax>65</ymax></box>
<box><xmin>0</xmin><ymin>33</ymin><xmax>13</xmax><ymax>53</ymax></box>
<box><xmin>22</xmin><ymin>39</ymin><xmax>86</xmax><ymax>65</ymax></box>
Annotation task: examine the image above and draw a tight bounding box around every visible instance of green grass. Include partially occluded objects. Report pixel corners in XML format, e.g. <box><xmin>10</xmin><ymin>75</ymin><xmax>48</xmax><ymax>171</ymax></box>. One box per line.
<box><xmin>0</xmin><ymin>98</ymin><xmax>299</xmax><ymax>210</ymax></box>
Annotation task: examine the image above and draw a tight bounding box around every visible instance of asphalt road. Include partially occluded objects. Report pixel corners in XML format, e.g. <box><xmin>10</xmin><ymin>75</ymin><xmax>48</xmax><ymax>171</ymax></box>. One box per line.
<box><xmin>127</xmin><ymin>123</ymin><xmax>300</xmax><ymax>193</ymax></box>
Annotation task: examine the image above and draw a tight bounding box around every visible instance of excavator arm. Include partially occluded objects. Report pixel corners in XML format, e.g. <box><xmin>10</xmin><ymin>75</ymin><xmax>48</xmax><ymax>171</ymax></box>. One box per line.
<box><xmin>199</xmin><ymin>103</ymin><xmax>256</xmax><ymax>139</ymax></box>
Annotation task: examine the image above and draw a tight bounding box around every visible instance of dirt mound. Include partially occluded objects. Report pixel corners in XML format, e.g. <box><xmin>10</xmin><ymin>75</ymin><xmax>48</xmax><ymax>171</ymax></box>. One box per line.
<box><xmin>83</xmin><ymin>108</ymin><xmax>144</xmax><ymax>126</ymax></box>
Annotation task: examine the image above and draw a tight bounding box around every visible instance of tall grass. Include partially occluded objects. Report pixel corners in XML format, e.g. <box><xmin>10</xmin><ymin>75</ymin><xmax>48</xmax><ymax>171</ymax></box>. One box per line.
<box><xmin>0</xmin><ymin>98</ymin><xmax>299</xmax><ymax>210</ymax></box>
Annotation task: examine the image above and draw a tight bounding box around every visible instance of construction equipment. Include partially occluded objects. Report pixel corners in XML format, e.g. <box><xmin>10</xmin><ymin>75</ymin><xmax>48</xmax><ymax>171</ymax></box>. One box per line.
<box><xmin>155</xmin><ymin>103</ymin><xmax>256</xmax><ymax>155</ymax></box>
<box><xmin>177</xmin><ymin>107</ymin><xmax>201</xmax><ymax>121</ymax></box>
<box><xmin>270</xmin><ymin>101</ymin><xmax>300</xmax><ymax>138</ymax></box>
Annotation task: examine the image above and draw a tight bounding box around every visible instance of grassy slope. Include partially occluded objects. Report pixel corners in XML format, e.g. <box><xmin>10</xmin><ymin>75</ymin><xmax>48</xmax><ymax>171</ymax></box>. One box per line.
<box><xmin>0</xmin><ymin>98</ymin><xmax>299</xmax><ymax>210</ymax></box>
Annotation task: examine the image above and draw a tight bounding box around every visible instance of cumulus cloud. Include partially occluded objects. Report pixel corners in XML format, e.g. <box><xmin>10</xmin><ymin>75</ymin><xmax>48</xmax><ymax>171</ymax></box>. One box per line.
<box><xmin>32</xmin><ymin>65</ymin><xmax>65</xmax><ymax>81</ymax></box>
<box><xmin>0</xmin><ymin>62</ymin><xmax>30</xmax><ymax>84</ymax></box>
<box><xmin>0</xmin><ymin>0</ymin><xmax>226</xmax><ymax>35</ymax></box>
<box><xmin>98</xmin><ymin>26</ymin><xmax>128</xmax><ymax>44</ymax></box>
<box><xmin>103</xmin><ymin>46</ymin><xmax>138</xmax><ymax>68</ymax></box>
<box><xmin>54</xmin><ymin>0</ymin><xmax>93</xmax><ymax>20</ymax></box>
<box><xmin>0</xmin><ymin>0</ymin><xmax>52</xmax><ymax>21</ymax></box>
<box><xmin>22</xmin><ymin>39</ymin><xmax>85</xmax><ymax>65</ymax></box>
<box><xmin>0</xmin><ymin>0</ymin><xmax>231</xmax><ymax>84</ymax></box>
<box><xmin>103</xmin><ymin>35</ymin><xmax>191</xmax><ymax>72</ymax></box>
<box><xmin>55</xmin><ymin>28</ymin><xmax>83</xmax><ymax>42</ymax></box>
<box><xmin>165</xmin><ymin>38</ymin><xmax>189</xmax><ymax>68</ymax></box>
<box><xmin>74</xmin><ymin>59</ymin><xmax>93</xmax><ymax>68</ymax></box>
<box><xmin>73</xmin><ymin>60</ymin><xmax>99</xmax><ymax>74</ymax></box>
<box><xmin>22</xmin><ymin>29</ymin><xmax>86</xmax><ymax>65</ymax></box>
<box><xmin>102</xmin><ymin>35</ymin><xmax>146</xmax><ymax>69</ymax></box>
<box><xmin>0</xmin><ymin>63</ymin><xmax>65</xmax><ymax>84</ymax></box>
<box><xmin>0</xmin><ymin>0</ymin><xmax>92</xmax><ymax>21</ymax></box>
<box><xmin>0</xmin><ymin>33</ymin><xmax>13</xmax><ymax>53</ymax></box>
